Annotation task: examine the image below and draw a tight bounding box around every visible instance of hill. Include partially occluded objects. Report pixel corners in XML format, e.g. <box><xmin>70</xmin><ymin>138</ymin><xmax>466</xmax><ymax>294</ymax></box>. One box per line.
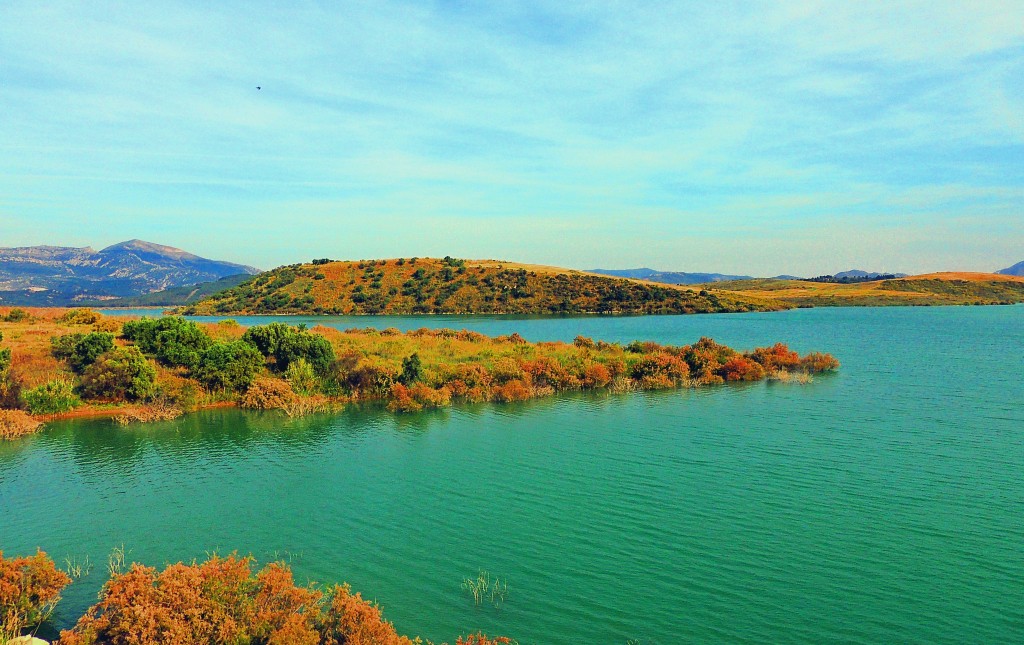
<box><xmin>0</xmin><ymin>239</ymin><xmax>260</xmax><ymax>305</ymax></box>
<box><xmin>178</xmin><ymin>257</ymin><xmax>789</xmax><ymax>315</ymax></box>
<box><xmin>78</xmin><ymin>273</ymin><xmax>254</xmax><ymax>307</ymax></box>
<box><xmin>700</xmin><ymin>272</ymin><xmax>1024</xmax><ymax>307</ymax></box>
<box><xmin>997</xmin><ymin>260</ymin><xmax>1024</xmax><ymax>277</ymax></box>
<box><xmin>589</xmin><ymin>267</ymin><xmax>753</xmax><ymax>284</ymax></box>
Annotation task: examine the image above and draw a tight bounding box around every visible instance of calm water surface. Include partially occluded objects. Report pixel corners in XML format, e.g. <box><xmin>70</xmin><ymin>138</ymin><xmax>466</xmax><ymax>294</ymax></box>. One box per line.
<box><xmin>2</xmin><ymin>306</ymin><xmax>1023</xmax><ymax>643</ymax></box>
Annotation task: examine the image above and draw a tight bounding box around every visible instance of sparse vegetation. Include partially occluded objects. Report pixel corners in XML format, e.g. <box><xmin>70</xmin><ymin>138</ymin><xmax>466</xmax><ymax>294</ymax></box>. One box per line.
<box><xmin>179</xmin><ymin>258</ymin><xmax>787</xmax><ymax>316</ymax></box>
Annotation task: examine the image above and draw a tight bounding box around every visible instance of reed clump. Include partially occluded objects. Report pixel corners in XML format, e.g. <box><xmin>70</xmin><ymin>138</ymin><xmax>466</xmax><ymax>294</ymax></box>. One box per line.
<box><xmin>462</xmin><ymin>570</ymin><xmax>508</xmax><ymax>608</ymax></box>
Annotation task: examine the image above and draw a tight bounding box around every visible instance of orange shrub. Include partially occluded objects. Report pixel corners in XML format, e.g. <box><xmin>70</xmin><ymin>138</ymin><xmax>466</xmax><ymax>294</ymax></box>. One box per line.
<box><xmin>242</xmin><ymin>377</ymin><xmax>297</xmax><ymax>411</ymax></box>
<box><xmin>492</xmin><ymin>379</ymin><xmax>531</xmax><ymax>403</ymax></box>
<box><xmin>800</xmin><ymin>352</ymin><xmax>840</xmax><ymax>373</ymax></box>
<box><xmin>387</xmin><ymin>383</ymin><xmax>422</xmax><ymax>412</ymax></box>
<box><xmin>409</xmin><ymin>383</ymin><xmax>451</xmax><ymax>408</ymax></box>
<box><xmin>319</xmin><ymin>584</ymin><xmax>415</xmax><ymax>645</ymax></box>
<box><xmin>717</xmin><ymin>356</ymin><xmax>766</xmax><ymax>382</ymax></box>
<box><xmin>0</xmin><ymin>549</ymin><xmax>72</xmax><ymax>636</ymax></box>
<box><xmin>582</xmin><ymin>362</ymin><xmax>612</xmax><ymax>388</ymax></box>
<box><xmin>749</xmin><ymin>343</ymin><xmax>801</xmax><ymax>371</ymax></box>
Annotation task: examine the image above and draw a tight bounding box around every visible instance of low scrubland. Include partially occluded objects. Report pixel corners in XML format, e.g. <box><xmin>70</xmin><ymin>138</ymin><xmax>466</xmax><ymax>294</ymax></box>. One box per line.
<box><xmin>178</xmin><ymin>256</ymin><xmax>787</xmax><ymax>315</ymax></box>
<box><xmin>0</xmin><ymin>550</ymin><xmax>509</xmax><ymax>644</ymax></box>
<box><xmin>0</xmin><ymin>306</ymin><xmax>838</xmax><ymax>438</ymax></box>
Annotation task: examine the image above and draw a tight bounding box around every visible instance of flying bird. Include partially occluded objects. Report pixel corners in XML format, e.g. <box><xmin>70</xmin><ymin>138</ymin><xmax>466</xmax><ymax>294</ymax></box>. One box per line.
<box><xmin>256</xmin><ymin>86</ymin><xmax>261</xmax><ymax>90</ymax></box>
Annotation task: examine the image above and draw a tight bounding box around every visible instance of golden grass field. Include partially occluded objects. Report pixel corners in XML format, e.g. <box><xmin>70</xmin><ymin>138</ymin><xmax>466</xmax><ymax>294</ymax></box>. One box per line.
<box><xmin>697</xmin><ymin>272</ymin><xmax>1024</xmax><ymax>307</ymax></box>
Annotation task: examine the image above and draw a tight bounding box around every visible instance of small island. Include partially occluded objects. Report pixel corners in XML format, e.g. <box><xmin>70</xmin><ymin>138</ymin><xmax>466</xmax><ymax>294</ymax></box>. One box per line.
<box><xmin>0</xmin><ymin>307</ymin><xmax>838</xmax><ymax>438</ymax></box>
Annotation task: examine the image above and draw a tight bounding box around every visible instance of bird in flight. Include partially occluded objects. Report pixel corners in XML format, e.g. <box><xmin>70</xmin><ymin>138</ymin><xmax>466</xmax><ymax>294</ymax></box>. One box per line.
<box><xmin>256</xmin><ymin>86</ymin><xmax>261</xmax><ymax>90</ymax></box>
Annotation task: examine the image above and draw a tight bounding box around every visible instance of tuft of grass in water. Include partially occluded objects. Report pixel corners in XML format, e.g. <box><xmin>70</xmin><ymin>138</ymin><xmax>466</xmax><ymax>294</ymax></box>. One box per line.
<box><xmin>107</xmin><ymin>544</ymin><xmax>128</xmax><ymax>577</ymax></box>
<box><xmin>462</xmin><ymin>570</ymin><xmax>508</xmax><ymax>608</ymax></box>
<box><xmin>64</xmin><ymin>554</ymin><xmax>92</xmax><ymax>580</ymax></box>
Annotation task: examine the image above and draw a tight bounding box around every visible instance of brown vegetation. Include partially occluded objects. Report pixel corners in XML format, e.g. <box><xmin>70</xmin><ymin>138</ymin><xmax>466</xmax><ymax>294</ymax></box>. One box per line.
<box><xmin>1</xmin><ymin>550</ymin><xmax>507</xmax><ymax>645</ymax></box>
<box><xmin>0</xmin><ymin>550</ymin><xmax>72</xmax><ymax>640</ymax></box>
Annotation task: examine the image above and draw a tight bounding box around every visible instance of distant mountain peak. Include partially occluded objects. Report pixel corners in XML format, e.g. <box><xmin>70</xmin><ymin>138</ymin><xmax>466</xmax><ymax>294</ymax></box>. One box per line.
<box><xmin>99</xmin><ymin>239</ymin><xmax>200</xmax><ymax>260</ymax></box>
<box><xmin>996</xmin><ymin>260</ymin><xmax>1024</xmax><ymax>277</ymax></box>
<box><xmin>0</xmin><ymin>240</ymin><xmax>260</xmax><ymax>305</ymax></box>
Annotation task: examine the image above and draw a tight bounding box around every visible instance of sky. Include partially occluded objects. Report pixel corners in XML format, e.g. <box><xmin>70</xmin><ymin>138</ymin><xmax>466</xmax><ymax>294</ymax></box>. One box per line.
<box><xmin>1</xmin><ymin>1</ymin><xmax>1022</xmax><ymax>276</ymax></box>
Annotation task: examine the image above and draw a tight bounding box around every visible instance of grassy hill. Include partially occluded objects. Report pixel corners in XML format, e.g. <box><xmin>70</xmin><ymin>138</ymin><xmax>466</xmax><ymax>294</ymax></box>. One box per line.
<box><xmin>700</xmin><ymin>272</ymin><xmax>1024</xmax><ymax>307</ymax></box>
<box><xmin>177</xmin><ymin>257</ymin><xmax>789</xmax><ymax>316</ymax></box>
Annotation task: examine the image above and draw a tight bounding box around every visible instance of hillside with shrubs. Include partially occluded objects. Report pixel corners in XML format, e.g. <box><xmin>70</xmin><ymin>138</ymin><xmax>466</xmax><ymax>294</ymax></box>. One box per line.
<box><xmin>0</xmin><ymin>306</ymin><xmax>838</xmax><ymax>439</ymax></box>
<box><xmin>177</xmin><ymin>257</ymin><xmax>788</xmax><ymax>315</ymax></box>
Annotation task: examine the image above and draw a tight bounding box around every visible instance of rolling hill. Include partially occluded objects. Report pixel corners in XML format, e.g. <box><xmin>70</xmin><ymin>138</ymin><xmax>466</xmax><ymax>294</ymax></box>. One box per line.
<box><xmin>178</xmin><ymin>257</ymin><xmax>789</xmax><ymax>316</ymax></box>
<box><xmin>699</xmin><ymin>272</ymin><xmax>1024</xmax><ymax>307</ymax></box>
<box><xmin>0</xmin><ymin>239</ymin><xmax>260</xmax><ymax>305</ymax></box>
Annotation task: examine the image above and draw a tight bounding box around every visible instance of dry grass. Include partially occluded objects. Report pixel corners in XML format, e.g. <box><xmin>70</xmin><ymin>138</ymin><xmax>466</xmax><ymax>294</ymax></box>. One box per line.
<box><xmin>0</xmin><ymin>409</ymin><xmax>42</xmax><ymax>439</ymax></box>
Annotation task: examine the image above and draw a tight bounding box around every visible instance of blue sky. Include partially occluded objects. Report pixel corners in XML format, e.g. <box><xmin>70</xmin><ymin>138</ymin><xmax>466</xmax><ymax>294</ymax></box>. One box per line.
<box><xmin>2</xmin><ymin>1</ymin><xmax>1022</xmax><ymax>275</ymax></box>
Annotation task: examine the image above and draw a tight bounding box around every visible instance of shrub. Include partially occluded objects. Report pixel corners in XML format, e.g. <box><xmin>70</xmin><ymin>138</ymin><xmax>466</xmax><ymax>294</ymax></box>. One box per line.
<box><xmin>582</xmin><ymin>362</ymin><xmax>612</xmax><ymax>388</ymax></box>
<box><xmin>800</xmin><ymin>352</ymin><xmax>840</xmax><ymax>373</ymax></box>
<box><xmin>243</xmin><ymin>323</ymin><xmax>335</xmax><ymax>375</ymax></box>
<box><xmin>193</xmin><ymin>341</ymin><xmax>264</xmax><ymax>392</ymax></box>
<box><xmin>56</xmin><ymin>556</ymin><xmax>425</xmax><ymax>645</ymax></box>
<box><xmin>0</xmin><ymin>409</ymin><xmax>42</xmax><ymax>440</ymax></box>
<box><xmin>21</xmin><ymin>377</ymin><xmax>81</xmax><ymax>414</ymax></box>
<box><xmin>79</xmin><ymin>347</ymin><xmax>157</xmax><ymax>402</ymax></box>
<box><xmin>398</xmin><ymin>353</ymin><xmax>422</xmax><ymax>385</ymax></box>
<box><xmin>0</xmin><ymin>549</ymin><xmax>72</xmax><ymax>637</ymax></box>
<box><xmin>241</xmin><ymin>377</ymin><xmax>297</xmax><ymax>411</ymax></box>
<box><xmin>318</xmin><ymin>583</ymin><xmax>416</xmax><ymax>645</ymax></box>
<box><xmin>2</xmin><ymin>308</ymin><xmax>28</xmax><ymax>323</ymax></box>
<box><xmin>0</xmin><ymin>347</ymin><xmax>9</xmax><ymax>374</ymax></box>
<box><xmin>122</xmin><ymin>317</ymin><xmax>213</xmax><ymax>369</ymax></box>
<box><xmin>492</xmin><ymin>379</ymin><xmax>531</xmax><ymax>403</ymax></box>
<box><xmin>717</xmin><ymin>356</ymin><xmax>766</xmax><ymax>382</ymax></box>
<box><xmin>285</xmin><ymin>358</ymin><xmax>318</xmax><ymax>395</ymax></box>
<box><xmin>69</xmin><ymin>332</ymin><xmax>114</xmax><ymax>373</ymax></box>
<box><xmin>749</xmin><ymin>343</ymin><xmax>801</xmax><ymax>371</ymax></box>
<box><xmin>59</xmin><ymin>309</ymin><xmax>100</xmax><ymax>325</ymax></box>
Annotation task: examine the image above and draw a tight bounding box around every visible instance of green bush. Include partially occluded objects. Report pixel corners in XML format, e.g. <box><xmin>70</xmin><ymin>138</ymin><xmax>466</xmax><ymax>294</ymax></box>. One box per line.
<box><xmin>51</xmin><ymin>332</ymin><xmax>115</xmax><ymax>372</ymax></box>
<box><xmin>193</xmin><ymin>341</ymin><xmax>264</xmax><ymax>392</ymax></box>
<box><xmin>80</xmin><ymin>346</ymin><xmax>157</xmax><ymax>401</ymax></box>
<box><xmin>122</xmin><ymin>317</ymin><xmax>212</xmax><ymax>368</ymax></box>
<box><xmin>285</xmin><ymin>358</ymin><xmax>318</xmax><ymax>395</ymax></box>
<box><xmin>21</xmin><ymin>377</ymin><xmax>81</xmax><ymax>414</ymax></box>
<box><xmin>242</xmin><ymin>323</ymin><xmax>335</xmax><ymax>374</ymax></box>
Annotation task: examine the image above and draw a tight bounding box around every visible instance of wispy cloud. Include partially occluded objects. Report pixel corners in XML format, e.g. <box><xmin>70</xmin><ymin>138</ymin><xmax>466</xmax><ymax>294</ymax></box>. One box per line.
<box><xmin>1</xmin><ymin>0</ymin><xmax>1022</xmax><ymax>273</ymax></box>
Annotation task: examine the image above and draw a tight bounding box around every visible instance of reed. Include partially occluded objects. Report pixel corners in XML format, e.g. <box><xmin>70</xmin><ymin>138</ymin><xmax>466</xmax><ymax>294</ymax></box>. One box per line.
<box><xmin>462</xmin><ymin>570</ymin><xmax>508</xmax><ymax>608</ymax></box>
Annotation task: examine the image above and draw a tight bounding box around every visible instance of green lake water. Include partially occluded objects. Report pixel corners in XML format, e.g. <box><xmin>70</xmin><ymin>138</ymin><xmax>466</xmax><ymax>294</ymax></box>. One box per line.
<box><xmin>2</xmin><ymin>306</ymin><xmax>1022</xmax><ymax>643</ymax></box>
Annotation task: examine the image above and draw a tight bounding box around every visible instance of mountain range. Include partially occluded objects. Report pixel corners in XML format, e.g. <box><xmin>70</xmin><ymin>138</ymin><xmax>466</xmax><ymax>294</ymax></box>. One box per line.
<box><xmin>588</xmin><ymin>268</ymin><xmax>754</xmax><ymax>284</ymax></box>
<box><xmin>997</xmin><ymin>261</ymin><xmax>1024</xmax><ymax>277</ymax></box>
<box><xmin>0</xmin><ymin>239</ymin><xmax>259</xmax><ymax>305</ymax></box>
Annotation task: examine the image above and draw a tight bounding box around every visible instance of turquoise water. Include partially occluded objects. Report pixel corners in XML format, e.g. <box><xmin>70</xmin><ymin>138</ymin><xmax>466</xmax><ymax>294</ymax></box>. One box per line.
<box><xmin>3</xmin><ymin>306</ymin><xmax>1023</xmax><ymax>643</ymax></box>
